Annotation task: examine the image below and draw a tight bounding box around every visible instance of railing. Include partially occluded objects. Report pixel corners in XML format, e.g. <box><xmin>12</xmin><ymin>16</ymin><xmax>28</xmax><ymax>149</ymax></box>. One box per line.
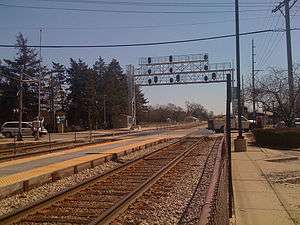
<box><xmin>198</xmin><ymin>137</ymin><xmax>231</xmax><ymax>225</ymax></box>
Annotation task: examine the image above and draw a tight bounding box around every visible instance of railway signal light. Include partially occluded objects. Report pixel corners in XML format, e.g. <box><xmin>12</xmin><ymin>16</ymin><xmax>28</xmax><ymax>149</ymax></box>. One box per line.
<box><xmin>169</xmin><ymin>67</ymin><xmax>173</xmax><ymax>74</ymax></box>
<box><xmin>169</xmin><ymin>55</ymin><xmax>173</xmax><ymax>63</ymax></box>
<box><xmin>204</xmin><ymin>65</ymin><xmax>209</xmax><ymax>71</ymax></box>
<box><xmin>176</xmin><ymin>74</ymin><xmax>180</xmax><ymax>82</ymax></box>
<box><xmin>204</xmin><ymin>75</ymin><xmax>208</xmax><ymax>82</ymax></box>
<box><xmin>148</xmin><ymin>69</ymin><xmax>151</xmax><ymax>75</ymax></box>
<box><xmin>154</xmin><ymin>76</ymin><xmax>158</xmax><ymax>83</ymax></box>
<box><xmin>212</xmin><ymin>72</ymin><xmax>217</xmax><ymax>80</ymax></box>
<box><xmin>148</xmin><ymin>78</ymin><xmax>152</xmax><ymax>85</ymax></box>
<box><xmin>147</xmin><ymin>57</ymin><xmax>151</xmax><ymax>64</ymax></box>
<box><xmin>204</xmin><ymin>54</ymin><xmax>208</xmax><ymax>61</ymax></box>
<box><xmin>170</xmin><ymin>77</ymin><xmax>174</xmax><ymax>83</ymax></box>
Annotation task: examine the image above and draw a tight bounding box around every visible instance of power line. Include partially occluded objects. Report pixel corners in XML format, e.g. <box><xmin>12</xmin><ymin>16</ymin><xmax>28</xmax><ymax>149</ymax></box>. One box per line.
<box><xmin>0</xmin><ymin>28</ymin><xmax>299</xmax><ymax>49</ymax></box>
<box><xmin>0</xmin><ymin>3</ymin><xmax>270</xmax><ymax>14</ymax></box>
<box><xmin>30</xmin><ymin>0</ymin><xmax>274</xmax><ymax>8</ymax></box>
<box><xmin>255</xmin><ymin>0</ymin><xmax>284</xmax><ymax>71</ymax></box>
<box><xmin>244</xmin><ymin>0</ymin><xmax>276</xmax><ymax>76</ymax></box>
<box><xmin>256</xmin><ymin>14</ymin><xmax>283</xmax><ymax>70</ymax></box>
<box><xmin>256</xmin><ymin>3</ymin><xmax>299</xmax><ymax>70</ymax></box>
<box><xmin>0</xmin><ymin>15</ymin><xmax>288</xmax><ymax>31</ymax></box>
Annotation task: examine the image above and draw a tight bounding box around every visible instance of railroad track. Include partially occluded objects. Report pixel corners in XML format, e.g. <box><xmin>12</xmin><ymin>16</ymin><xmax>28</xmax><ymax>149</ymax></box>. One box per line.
<box><xmin>0</xmin><ymin>136</ymin><xmax>221</xmax><ymax>225</ymax></box>
<box><xmin>111</xmin><ymin>136</ymin><xmax>222</xmax><ymax>225</ymax></box>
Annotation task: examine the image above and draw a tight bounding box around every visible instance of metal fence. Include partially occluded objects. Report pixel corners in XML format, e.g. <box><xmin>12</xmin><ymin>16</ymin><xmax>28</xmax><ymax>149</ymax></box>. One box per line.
<box><xmin>206</xmin><ymin>155</ymin><xmax>230</xmax><ymax>225</ymax></box>
<box><xmin>199</xmin><ymin>137</ymin><xmax>231</xmax><ymax>225</ymax></box>
<box><xmin>0</xmin><ymin>122</ymin><xmax>202</xmax><ymax>159</ymax></box>
<box><xmin>0</xmin><ymin>130</ymin><xmax>127</xmax><ymax>159</ymax></box>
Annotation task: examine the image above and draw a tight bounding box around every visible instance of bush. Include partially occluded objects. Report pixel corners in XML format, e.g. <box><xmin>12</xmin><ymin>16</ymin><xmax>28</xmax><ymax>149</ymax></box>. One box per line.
<box><xmin>253</xmin><ymin>128</ymin><xmax>300</xmax><ymax>149</ymax></box>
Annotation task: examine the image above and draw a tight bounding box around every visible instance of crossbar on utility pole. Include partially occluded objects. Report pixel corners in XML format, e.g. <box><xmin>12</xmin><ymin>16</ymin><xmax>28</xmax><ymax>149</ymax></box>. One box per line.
<box><xmin>272</xmin><ymin>0</ymin><xmax>296</xmax><ymax>126</ymax></box>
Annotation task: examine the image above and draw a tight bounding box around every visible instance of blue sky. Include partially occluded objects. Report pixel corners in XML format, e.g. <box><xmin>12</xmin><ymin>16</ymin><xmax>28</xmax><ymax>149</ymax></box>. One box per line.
<box><xmin>0</xmin><ymin>0</ymin><xmax>299</xmax><ymax>114</ymax></box>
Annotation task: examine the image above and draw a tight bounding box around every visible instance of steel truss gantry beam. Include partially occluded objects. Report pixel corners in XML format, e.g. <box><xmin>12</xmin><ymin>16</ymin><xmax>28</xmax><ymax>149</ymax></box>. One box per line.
<box><xmin>133</xmin><ymin>54</ymin><xmax>233</xmax><ymax>86</ymax></box>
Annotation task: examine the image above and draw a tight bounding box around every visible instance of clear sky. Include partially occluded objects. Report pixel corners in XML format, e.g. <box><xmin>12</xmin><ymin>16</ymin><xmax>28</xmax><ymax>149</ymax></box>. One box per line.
<box><xmin>0</xmin><ymin>0</ymin><xmax>299</xmax><ymax>114</ymax></box>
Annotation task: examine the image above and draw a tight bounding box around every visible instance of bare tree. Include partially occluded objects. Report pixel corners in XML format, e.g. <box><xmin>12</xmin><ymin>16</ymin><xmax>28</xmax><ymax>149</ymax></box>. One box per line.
<box><xmin>248</xmin><ymin>65</ymin><xmax>300</xmax><ymax>127</ymax></box>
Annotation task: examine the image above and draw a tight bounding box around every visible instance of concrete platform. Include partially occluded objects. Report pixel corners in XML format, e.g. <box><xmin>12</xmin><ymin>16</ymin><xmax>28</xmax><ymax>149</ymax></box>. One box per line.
<box><xmin>232</xmin><ymin>143</ymin><xmax>299</xmax><ymax>225</ymax></box>
<box><xmin>0</xmin><ymin>127</ymin><xmax>198</xmax><ymax>198</ymax></box>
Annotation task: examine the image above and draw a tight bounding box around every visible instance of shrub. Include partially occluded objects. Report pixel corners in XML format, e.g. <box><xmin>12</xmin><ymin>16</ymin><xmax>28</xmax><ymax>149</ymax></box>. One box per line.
<box><xmin>253</xmin><ymin>128</ymin><xmax>300</xmax><ymax>149</ymax></box>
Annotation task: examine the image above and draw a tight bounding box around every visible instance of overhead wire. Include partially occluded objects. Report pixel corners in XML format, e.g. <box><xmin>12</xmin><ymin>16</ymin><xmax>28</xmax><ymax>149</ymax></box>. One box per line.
<box><xmin>256</xmin><ymin>15</ymin><xmax>283</xmax><ymax>70</ymax></box>
<box><xmin>0</xmin><ymin>2</ymin><xmax>271</xmax><ymax>14</ymax></box>
<box><xmin>255</xmin><ymin>0</ymin><xmax>278</xmax><ymax>62</ymax></box>
<box><xmin>255</xmin><ymin>0</ymin><xmax>283</xmax><ymax>71</ymax></box>
<box><xmin>0</xmin><ymin>15</ymin><xmax>288</xmax><ymax>31</ymax></box>
<box><xmin>27</xmin><ymin>0</ymin><xmax>274</xmax><ymax>8</ymax></box>
<box><xmin>243</xmin><ymin>0</ymin><xmax>276</xmax><ymax>77</ymax></box>
<box><xmin>0</xmin><ymin>28</ymin><xmax>299</xmax><ymax>49</ymax></box>
<box><xmin>256</xmin><ymin>0</ymin><xmax>299</xmax><ymax>71</ymax></box>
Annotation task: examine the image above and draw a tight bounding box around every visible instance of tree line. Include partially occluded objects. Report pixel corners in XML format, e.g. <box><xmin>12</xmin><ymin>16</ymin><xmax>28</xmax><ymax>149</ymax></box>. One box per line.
<box><xmin>0</xmin><ymin>33</ymin><xmax>147</xmax><ymax>131</ymax></box>
<box><xmin>141</xmin><ymin>102</ymin><xmax>213</xmax><ymax>123</ymax></box>
<box><xmin>0</xmin><ymin>33</ymin><xmax>212</xmax><ymax>131</ymax></box>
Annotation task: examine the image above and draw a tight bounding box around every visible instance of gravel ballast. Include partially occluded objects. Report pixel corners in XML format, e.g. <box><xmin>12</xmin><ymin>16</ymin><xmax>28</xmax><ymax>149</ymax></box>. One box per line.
<box><xmin>110</xmin><ymin>138</ymin><xmax>218</xmax><ymax>225</ymax></box>
<box><xmin>0</xmin><ymin>140</ymin><xmax>175</xmax><ymax>217</ymax></box>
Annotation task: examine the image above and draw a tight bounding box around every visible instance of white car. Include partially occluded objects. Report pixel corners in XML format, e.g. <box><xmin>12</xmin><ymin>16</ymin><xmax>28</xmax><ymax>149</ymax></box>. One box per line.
<box><xmin>1</xmin><ymin>122</ymin><xmax>34</xmax><ymax>138</ymax></box>
<box><xmin>1</xmin><ymin>121</ymin><xmax>48</xmax><ymax>138</ymax></box>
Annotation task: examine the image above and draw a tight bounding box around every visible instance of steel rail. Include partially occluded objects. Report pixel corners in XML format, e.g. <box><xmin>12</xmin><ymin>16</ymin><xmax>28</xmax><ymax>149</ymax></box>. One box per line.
<box><xmin>89</xmin><ymin>139</ymin><xmax>203</xmax><ymax>225</ymax></box>
<box><xmin>177</xmin><ymin>136</ymin><xmax>223</xmax><ymax>224</ymax></box>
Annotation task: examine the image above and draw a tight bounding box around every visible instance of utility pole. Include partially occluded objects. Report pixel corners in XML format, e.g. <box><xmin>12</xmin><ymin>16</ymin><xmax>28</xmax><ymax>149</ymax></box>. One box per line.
<box><xmin>242</xmin><ymin>73</ymin><xmax>245</xmax><ymax>114</ymax></box>
<box><xmin>50</xmin><ymin>72</ymin><xmax>55</xmax><ymax>132</ymax></box>
<box><xmin>251</xmin><ymin>39</ymin><xmax>256</xmax><ymax>124</ymax></box>
<box><xmin>235</xmin><ymin>0</ymin><xmax>243</xmax><ymax>138</ymax></box>
<box><xmin>234</xmin><ymin>0</ymin><xmax>247</xmax><ymax>151</ymax></box>
<box><xmin>272</xmin><ymin>0</ymin><xmax>297</xmax><ymax>126</ymax></box>
<box><xmin>17</xmin><ymin>69</ymin><xmax>24</xmax><ymax>141</ymax></box>
<box><xmin>103</xmin><ymin>94</ymin><xmax>107</xmax><ymax>129</ymax></box>
<box><xmin>126</xmin><ymin>64</ymin><xmax>136</xmax><ymax>128</ymax></box>
<box><xmin>36</xmin><ymin>28</ymin><xmax>42</xmax><ymax>140</ymax></box>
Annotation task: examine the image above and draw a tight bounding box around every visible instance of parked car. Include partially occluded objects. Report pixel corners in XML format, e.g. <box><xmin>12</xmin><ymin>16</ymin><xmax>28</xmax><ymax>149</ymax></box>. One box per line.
<box><xmin>1</xmin><ymin>121</ymin><xmax>48</xmax><ymax>138</ymax></box>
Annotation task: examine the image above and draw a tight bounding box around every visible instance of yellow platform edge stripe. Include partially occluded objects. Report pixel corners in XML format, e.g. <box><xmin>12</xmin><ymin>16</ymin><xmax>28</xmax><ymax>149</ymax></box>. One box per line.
<box><xmin>0</xmin><ymin>138</ymin><xmax>162</xmax><ymax>187</ymax></box>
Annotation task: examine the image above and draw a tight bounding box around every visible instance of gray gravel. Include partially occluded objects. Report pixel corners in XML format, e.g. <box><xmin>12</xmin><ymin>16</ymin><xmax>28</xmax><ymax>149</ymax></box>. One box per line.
<box><xmin>0</xmin><ymin>140</ymin><xmax>175</xmax><ymax>217</ymax></box>
<box><xmin>111</xmin><ymin>139</ymin><xmax>216</xmax><ymax>225</ymax></box>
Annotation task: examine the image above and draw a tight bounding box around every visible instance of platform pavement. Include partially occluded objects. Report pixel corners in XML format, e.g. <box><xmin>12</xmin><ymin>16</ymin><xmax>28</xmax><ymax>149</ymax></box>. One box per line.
<box><xmin>232</xmin><ymin>138</ymin><xmax>300</xmax><ymax>225</ymax></box>
<box><xmin>0</xmin><ymin>127</ymin><xmax>197</xmax><ymax>193</ymax></box>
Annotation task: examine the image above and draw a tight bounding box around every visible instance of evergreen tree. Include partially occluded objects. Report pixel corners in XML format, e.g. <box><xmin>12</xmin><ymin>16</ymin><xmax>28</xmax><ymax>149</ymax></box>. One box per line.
<box><xmin>93</xmin><ymin>57</ymin><xmax>106</xmax><ymax>128</ymax></box>
<box><xmin>67</xmin><ymin>59</ymin><xmax>97</xmax><ymax>129</ymax></box>
<box><xmin>103</xmin><ymin>59</ymin><xmax>128</xmax><ymax>128</ymax></box>
<box><xmin>135</xmin><ymin>86</ymin><xmax>148</xmax><ymax>123</ymax></box>
<box><xmin>1</xmin><ymin>33</ymin><xmax>41</xmax><ymax>123</ymax></box>
<box><xmin>41</xmin><ymin>62</ymin><xmax>68</xmax><ymax>131</ymax></box>
<box><xmin>50</xmin><ymin>62</ymin><xmax>67</xmax><ymax>112</ymax></box>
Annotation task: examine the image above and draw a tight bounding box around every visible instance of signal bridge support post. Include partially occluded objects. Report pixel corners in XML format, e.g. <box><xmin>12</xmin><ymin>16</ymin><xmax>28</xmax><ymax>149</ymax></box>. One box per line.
<box><xmin>226</xmin><ymin>73</ymin><xmax>233</xmax><ymax>218</ymax></box>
